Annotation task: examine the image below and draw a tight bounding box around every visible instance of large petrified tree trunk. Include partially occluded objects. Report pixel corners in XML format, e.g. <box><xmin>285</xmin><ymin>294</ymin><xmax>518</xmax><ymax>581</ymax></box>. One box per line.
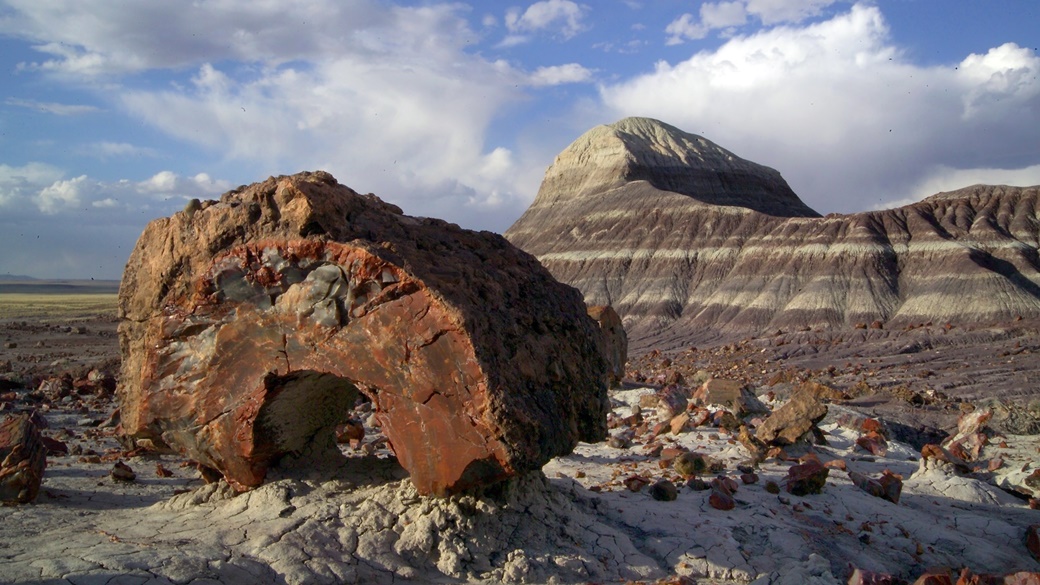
<box><xmin>118</xmin><ymin>171</ymin><xmax>609</xmax><ymax>496</ymax></box>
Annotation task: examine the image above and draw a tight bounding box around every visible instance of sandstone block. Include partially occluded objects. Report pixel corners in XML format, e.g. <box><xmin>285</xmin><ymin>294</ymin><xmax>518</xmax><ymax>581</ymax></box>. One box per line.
<box><xmin>117</xmin><ymin>171</ymin><xmax>609</xmax><ymax>496</ymax></box>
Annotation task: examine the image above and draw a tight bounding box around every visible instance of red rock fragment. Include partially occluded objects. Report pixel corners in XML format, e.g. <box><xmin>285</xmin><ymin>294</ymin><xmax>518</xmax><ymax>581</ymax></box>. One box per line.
<box><xmin>0</xmin><ymin>413</ymin><xmax>46</xmax><ymax>504</ymax></box>
<box><xmin>40</xmin><ymin>435</ymin><xmax>68</xmax><ymax>456</ymax></box>
<box><xmin>785</xmin><ymin>459</ymin><xmax>828</xmax><ymax>496</ymax></box>
<box><xmin>878</xmin><ymin>470</ymin><xmax>903</xmax><ymax>504</ymax></box>
<box><xmin>659</xmin><ymin>446</ymin><xmax>687</xmax><ymax>463</ymax></box>
<box><xmin>824</xmin><ymin>458</ymin><xmax>847</xmax><ymax>471</ymax></box>
<box><xmin>687</xmin><ymin>407</ymin><xmax>711</xmax><ymax>427</ymax></box>
<box><xmin>920</xmin><ymin>444</ymin><xmax>972</xmax><ymax>473</ymax></box>
<box><xmin>335</xmin><ymin>420</ymin><xmax>365</xmax><ymax>444</ymax></box>
<box><xmin>708</xmin><ymin>477</ymin><xmax>736</xmax><ymax>510</ymax></box>
<box><xmin>656</xmin><ymin>385</ymin><xmax>691</xmax><ymax>421</ymax></box>
<box><xmin>670</xmin><ymin>412</ymin><xmax>690</xmax><ymax>435</ymax></box>
<box><xmin>849</xmin><ymin>469</ymin><xmax>902</xmax><ymax>504</ymax></box>
<box><xmin>624</xmin><ymin>475</ymin><xmax>650</xmax><ymax>492</ymax></box>
<box><xmin>117</xmin><ymin>172</ymin><xmax>609</xmax><ymax>497</ymax></box>
<box><xmin>856</xmin><ymin>431</ymin><xmax>888</xmax><ymax>456</ymax></box>
<box><xmin>861</xmin><ymin>418</ymin><xmax>884</xmax><ymax>435</ymax></box>
<box><xmin>155</xmin><ymin>463</ymin><xmax>173</xmax><ymax>478</ymax></box>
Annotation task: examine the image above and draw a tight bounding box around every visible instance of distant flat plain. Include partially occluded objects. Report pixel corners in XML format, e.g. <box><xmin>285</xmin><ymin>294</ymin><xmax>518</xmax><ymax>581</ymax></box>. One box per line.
<box><xmin>0</xmin><ymin>279</ymin><xmax>118</xmax><ymax>319</ymax></box>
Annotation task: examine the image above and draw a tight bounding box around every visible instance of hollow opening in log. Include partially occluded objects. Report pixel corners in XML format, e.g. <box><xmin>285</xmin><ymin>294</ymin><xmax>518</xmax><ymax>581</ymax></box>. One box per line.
<box><xmin>254</xmin><ymin>370</ymin><xmax>360</xmax><ymax>466</ymax></box>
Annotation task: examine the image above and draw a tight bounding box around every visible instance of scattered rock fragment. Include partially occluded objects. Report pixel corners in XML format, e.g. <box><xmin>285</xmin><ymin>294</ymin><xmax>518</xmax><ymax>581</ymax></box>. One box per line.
<box><xmin>673</xmin><ymin>452</ymin><xmax>710</xmax><ymax>478</ymax></box>
<box><xmin>692</xmin><ymin>378</ymin><xmax>768</xmax><ymax>417</ymax></box>
<box><xmin>624</xmin><ymin>475</ymin><xmax>650</xmax><ymax>492</ymax></box>
<box><xmin>709</xmin><ymin>483</ymin><xmax>735</xmax><ymax>510</ymax></box>
<box><xmin>785</xmin><ymin>458</ymin><xmax>828</xmax><ymax>496</ymax></box>
<box><xmin>849</xmin><ymin>469</ymin><xmax>902</xmax><ymax>504</ymax></box>
<box><xmin>0</xmin><ymin>413</ymin><xmax>46</xmax><ymax>504</ymax></box>
<box><xmin>756</xmin><ymin>388</ymin><xmax>828</xmax><ymax>446</ymax></box>
<box><xmin>796</xmin><ymin>380</ymin><xmax>846</xmax><ymax>402</ymax></box>
<box><xmin>669</xmin><ymin>412</ymin><xmax>690</xmax><ymax>435</ymax></box>
<box><xmin>649</xmin><ymin>479</ymin><xmax>678</xmax><ymax>501</ymax></box>
<box><xmin>334</xmin><ymin>420</ymin><xmax>365</xmax><ymax>444</ymax></box>
<box><xmin>856</xmin><ymin>431</ymin><xmax>888</xmax><ymax>456</ymax></box>
<box><xmin>40</xmin><ymin>435</ymin><xmax>68</xmax><ymax>456</ymax></box>
<box><xmin>110</xmin><ymin>461</ymin><xmax>136</xmax><ymax>482</ymax></box>
<box><xmin>655</xmin><ymin>385</ymin><xmax>691</xmax><ymax>421</ymax></box>
<box><xmin>737</xmin><ymin>424</ymin><xmax>768</xmax><ymax>463</ymax></box>
<box><xmin>920</xmin><ymin>444</ymin><xmax>972</xmax><ymax>474</ymax></box>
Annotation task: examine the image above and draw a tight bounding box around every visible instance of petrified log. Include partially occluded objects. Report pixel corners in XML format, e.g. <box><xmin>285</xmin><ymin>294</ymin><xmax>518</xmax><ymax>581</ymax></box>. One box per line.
<box><xmin>118</xmin><ymin>171</ymin><xmax>609</xmax><ymax>496</ymax></box>
<box><xmin>0</xmin><ymin>413</ymin><xmax>46</xmax><ymax>504</ymax></box>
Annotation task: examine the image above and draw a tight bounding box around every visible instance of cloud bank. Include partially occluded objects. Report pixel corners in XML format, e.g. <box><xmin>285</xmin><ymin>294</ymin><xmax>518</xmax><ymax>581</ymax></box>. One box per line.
<box><xmin>604</xmin><ymin>4</ymin><xmax>1040</xmax><ymax>212</ymax></box>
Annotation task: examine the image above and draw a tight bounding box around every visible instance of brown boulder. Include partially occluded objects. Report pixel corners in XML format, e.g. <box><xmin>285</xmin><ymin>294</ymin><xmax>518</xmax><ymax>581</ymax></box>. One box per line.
<box><xmin>756</xmin><ymin>389</ymin><xmax>828</xmax><ymax>446</ymax></box>
<box><xmin>117</xmin><ymin>171</ymin><xmax>609</xmax><ymax>496</ymax></box>
<box><xmin>587</xmin><ymin>305</ymin><xmax>627</xmax><ymax>386</ymax></box>
<box><xmin>0</xmin><ymin>413</ymin><xmax>46</xmax><ymax>504</ymax></box>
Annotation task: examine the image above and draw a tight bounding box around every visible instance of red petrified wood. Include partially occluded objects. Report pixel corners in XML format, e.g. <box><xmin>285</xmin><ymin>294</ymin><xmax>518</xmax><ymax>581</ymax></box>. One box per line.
<box><xmin>118</xmin><ymin>171</ymin><xmax>609</xmax><ymax>496</ymax></box>
<box><xmin>0</xmin><ymin>413</ymin><xmax>46</xmax><ymax>504</ymax></box>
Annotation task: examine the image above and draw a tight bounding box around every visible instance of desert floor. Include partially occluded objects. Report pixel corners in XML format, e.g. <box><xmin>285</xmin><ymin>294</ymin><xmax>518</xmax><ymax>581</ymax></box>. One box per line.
<box><xmin>1</xmin><ymin>292</ymin><xmax>1039</xmax><ymax>584</ymax></box>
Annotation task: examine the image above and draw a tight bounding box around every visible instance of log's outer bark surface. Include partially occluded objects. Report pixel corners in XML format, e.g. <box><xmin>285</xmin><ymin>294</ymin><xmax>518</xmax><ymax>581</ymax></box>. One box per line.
<box><xmin>118</xmin><ymin>171</ymin><xmax>609</xmax><ymax>496</ymax></box>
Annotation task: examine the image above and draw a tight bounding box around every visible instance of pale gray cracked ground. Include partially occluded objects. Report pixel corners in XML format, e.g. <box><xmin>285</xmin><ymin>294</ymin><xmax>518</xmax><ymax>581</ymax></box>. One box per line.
<box><xmin>2</xmin><ymin>397</ymin><xmax>1039</xmax><ymax>585</ymax></box>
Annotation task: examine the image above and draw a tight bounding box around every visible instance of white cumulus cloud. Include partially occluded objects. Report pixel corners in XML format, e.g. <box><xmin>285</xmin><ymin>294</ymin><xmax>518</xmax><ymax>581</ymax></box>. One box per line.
<box><xmin>502</xmin><ymin>0</ymin><xmax>589</xmax><ymax>45</ymax></box>
<box><xmin>36</xmin><ymin>175</ymin><xmax>87</xmax><ymax>213</ymax></box>
<box><xmin>606</xmin><ymin>4</ymin><xmax>1040</xmax><ymax>213</ymax></box>
<box><xmin>529</xmin><ymin>63</ymin><xmax>594</xmax><ymax>86</ymax></box>
<box><xmin>666</xmin><ymin>0</ymin><xmax>837</xmax><ymax>44</ymax></box>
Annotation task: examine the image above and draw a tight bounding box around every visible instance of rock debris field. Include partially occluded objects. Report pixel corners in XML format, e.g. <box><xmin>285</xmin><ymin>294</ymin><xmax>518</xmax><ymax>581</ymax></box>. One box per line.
<box><xmin>2</xmin><ymin>315</ymin><xmax>1040</xmax><ymax>585</ymax></box>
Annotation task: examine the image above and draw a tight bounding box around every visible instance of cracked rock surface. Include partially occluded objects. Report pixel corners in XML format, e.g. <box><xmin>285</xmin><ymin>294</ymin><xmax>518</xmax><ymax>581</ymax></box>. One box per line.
<box><xmin>117</xmin><ymin>171</ymin><xmax>609</xmax><ymax>497</ymax></box>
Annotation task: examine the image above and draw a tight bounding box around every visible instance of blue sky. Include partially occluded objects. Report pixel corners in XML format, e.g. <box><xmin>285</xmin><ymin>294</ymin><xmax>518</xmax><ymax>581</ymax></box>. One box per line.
<box><xmin>1</xmin><ymin>0</ymin><xmax>1038</xmax><ymax>280</ymax></box>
